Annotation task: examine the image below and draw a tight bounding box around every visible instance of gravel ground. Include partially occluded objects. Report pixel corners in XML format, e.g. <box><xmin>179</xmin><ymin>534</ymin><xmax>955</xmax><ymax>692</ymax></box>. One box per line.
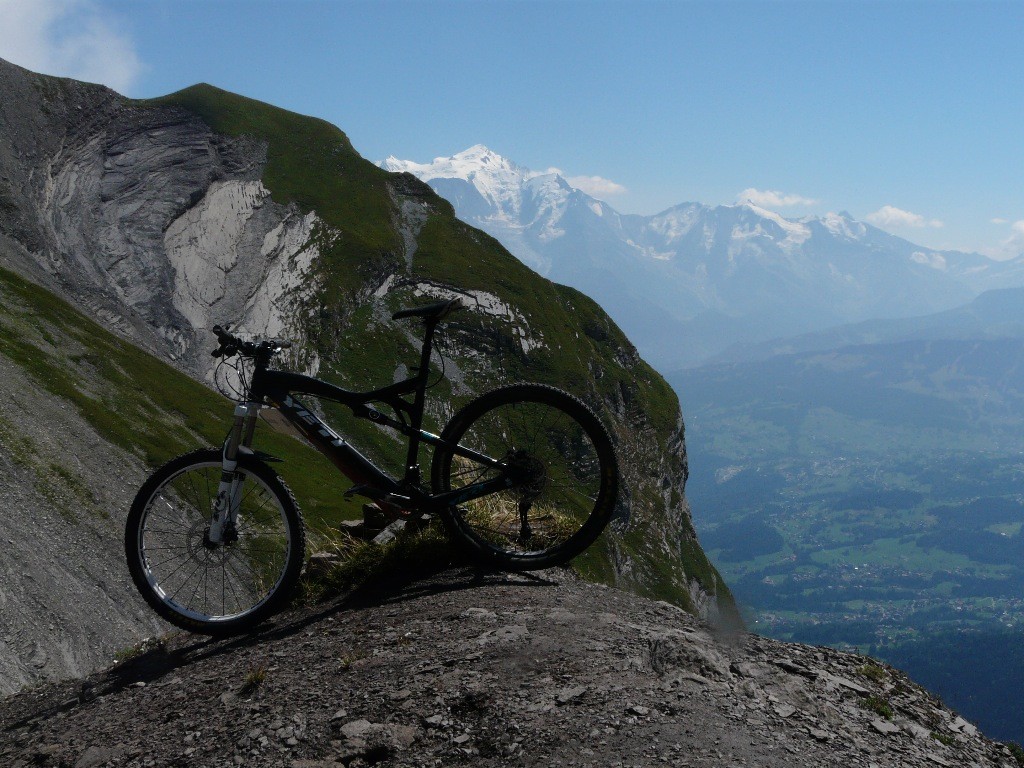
<box><xmin>1</xmin><ymin>567</ymin><xmax>1018</xmax><ymax>768</ymax></box>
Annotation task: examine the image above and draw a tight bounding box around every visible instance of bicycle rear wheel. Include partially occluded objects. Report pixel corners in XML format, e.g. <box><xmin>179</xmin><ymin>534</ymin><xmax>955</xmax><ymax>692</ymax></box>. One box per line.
<box><xmin>125</xmin><ymin>449</ymin><xmax>305</xmax><ymax>635</ymax></box>
<box><xmin>431</xmin><ymin>384</ymin><xmax>618</xmax><ymax>570</ymax></box>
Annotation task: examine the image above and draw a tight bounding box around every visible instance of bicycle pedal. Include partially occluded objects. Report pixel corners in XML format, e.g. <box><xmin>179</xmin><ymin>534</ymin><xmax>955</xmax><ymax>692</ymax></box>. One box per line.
<box><xmin>405</xmin><ymin>512</ymin><xmax>433</xmax><ymax>532</ymax></box>
<box><xmin>343</xmin><ymin>484</ymin><xmax>371</xmax><ymax>500</ymax></box>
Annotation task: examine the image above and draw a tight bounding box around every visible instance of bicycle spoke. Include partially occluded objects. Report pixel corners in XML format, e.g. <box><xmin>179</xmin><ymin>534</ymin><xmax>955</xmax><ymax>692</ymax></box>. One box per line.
<box><xmin>437</xmin><ymin>388</ymin><xmax>615</xmax><ymax>565</ymax></box>
<box><xmin>131</xmin><ymin>458</ymin><xmax>298</xmax><ymax>627</ymax></box>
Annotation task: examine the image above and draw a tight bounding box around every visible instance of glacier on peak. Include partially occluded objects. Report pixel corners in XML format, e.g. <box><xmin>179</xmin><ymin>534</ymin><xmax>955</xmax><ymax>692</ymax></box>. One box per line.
<box><xmin>911</xmin><ymin>251</ymin><xmax>949</xmax><ymax>271</ymax></box>
<box><xmin>379</xmin><ymin>146</ymin><xmax>592</xmax><ymax>245</ymax></box>
<box><xmin>731</xmin><ymin>202</ymin><xmax>812</xmax><ymax>247</ymax></box>
<box><xmin>381</xmin><ymin>144</ymin><xmax>525</xmax><ymax>183</ymax></box>
<box><xmin>819</xmin><ymin>211</ymin><xmax>868</xmax><ymax>240</ymax></box>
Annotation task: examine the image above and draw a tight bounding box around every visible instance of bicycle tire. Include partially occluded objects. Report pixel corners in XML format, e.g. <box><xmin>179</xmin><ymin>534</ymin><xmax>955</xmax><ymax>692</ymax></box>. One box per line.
<box><xmin>431</xmin><ymin>383</ymin><xmax>618</xmax><ymax>570</ymax></box>
<box><xmin>125</xmin><ymin>448</ymin><xmax>305</xmax><ymax>635</ymax></box>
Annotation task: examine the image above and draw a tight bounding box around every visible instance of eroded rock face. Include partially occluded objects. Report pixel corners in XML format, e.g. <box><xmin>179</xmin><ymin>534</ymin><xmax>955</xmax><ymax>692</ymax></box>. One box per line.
<box><xmin>0</xmin><ymin>354</ymin><xmax>162</xmax><ymax>696</ymax></box>
<box><xmin>163</xmin><ymin>179</ymin><xmax>323</xmax><ymax>377</ymax></box>
<box><xmin>0</xmin><ymin>59</ymin><xmax>320</xmax><ymax>377</ymax></box>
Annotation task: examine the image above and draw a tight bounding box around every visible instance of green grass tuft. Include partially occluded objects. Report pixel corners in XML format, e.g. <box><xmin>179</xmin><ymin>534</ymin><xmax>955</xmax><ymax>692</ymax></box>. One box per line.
<box><xmin>1005</xmin><ymin>742</ymin><xmax>1024</xmax><ymax>764</ymax></box>
<box><xmin>239</xmin><ymin>666</ymin><xmax>268</xmax><ymax>697</ymax></box>
<box><xmin>861</xmin><ymin>695</ymin><xmax>894</xmax><ymax>719</ymax></box>
<box><xmin>931</xmin><ymin>731</ymin><xmax>956</xmax><ymax>747</ymax></box>
<box><xmin>857</xmin><ymin>662</ymin><xmax>889</xmax><ymax>684</ymax></box>
<box><xmin>300</xmin><ymin>519</ymin><xmax>463</xmax><ymax>602</ymax></box>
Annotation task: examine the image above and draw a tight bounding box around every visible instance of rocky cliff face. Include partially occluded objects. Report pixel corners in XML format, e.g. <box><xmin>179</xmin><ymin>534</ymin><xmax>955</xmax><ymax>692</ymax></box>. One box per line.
<box><xmin>0</xmin><ymin>55</ymin><xmax>736</xmax><ymax>680</ymax></box>
<box><xmin>0</xmin><ymin>59</ymin><xmax>317</xmax><ymax>373</ymax></box>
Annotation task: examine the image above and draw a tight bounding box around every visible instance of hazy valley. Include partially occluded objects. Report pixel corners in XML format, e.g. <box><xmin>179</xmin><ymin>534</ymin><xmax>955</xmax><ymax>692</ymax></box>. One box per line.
<box><xmin>674</xmin><ymin>331</ymin><xmax>1024</xmax><ymax>742</ymax></box>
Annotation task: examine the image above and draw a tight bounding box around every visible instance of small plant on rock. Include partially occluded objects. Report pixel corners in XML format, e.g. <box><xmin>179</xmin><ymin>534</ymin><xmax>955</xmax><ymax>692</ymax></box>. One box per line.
<box><xmin>931</xmin><ymin>731</ymin><xmax>956</xmax><ymax>747</ymax></box>
<box><xmin>239</xmin><ymin>666</ymin><xmax>267</xmax><ymax>697</ymax></box>
<box><xmin>113</xmin><ymin>636</ymin><xmax>165</xmax><ymax>664</ymax></box>
<box><xmin>339</xmin><ymin>649</ymin><xmax>368</xmax><ymax>670</ymax></box>
<box><xmin>861</xmin><ymin>695</ymin><xmax>894</xmax><ymax>719</ymax></box>
<box><xmin>856</xmin><ymin>662</ymin><xmax>887</xmax><ymax>684</ymax></box>
<box><xmin>299</xmin><ymin>519</ymin><xmax>462</xmax><ymax>603</ymax></box>
<box><xmin>1006</xmin><ymin>742</ymin><xmax>1024</xmax><ymax>765</ymax></box>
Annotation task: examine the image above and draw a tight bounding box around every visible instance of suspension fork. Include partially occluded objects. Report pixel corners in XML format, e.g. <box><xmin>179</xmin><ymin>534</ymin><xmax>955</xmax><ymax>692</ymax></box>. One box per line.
<box><xmin>208</xmin><ymin>402</ymin><xmax>261</xmax><ymax>544</ymax></box>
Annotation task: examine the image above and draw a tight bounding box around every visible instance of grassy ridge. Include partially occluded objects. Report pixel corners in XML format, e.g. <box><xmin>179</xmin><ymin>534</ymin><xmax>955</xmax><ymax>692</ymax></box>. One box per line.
<box><xmin>153</xmin><ymin>85</ymin><xmax>398</xmax><ymax>262</ymax></box>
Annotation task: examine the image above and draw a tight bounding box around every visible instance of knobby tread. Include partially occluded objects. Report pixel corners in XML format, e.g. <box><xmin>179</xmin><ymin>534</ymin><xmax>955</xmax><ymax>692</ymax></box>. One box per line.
<box><xmin>124</xmin><ymin>448</ymin><xmax>305</xmax><ymax>636</ymax></box>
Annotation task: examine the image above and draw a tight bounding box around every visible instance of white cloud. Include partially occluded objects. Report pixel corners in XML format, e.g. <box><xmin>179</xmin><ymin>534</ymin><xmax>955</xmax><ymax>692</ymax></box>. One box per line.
<box><xmin>0</xmin><ymin>0</ymin><xmax>141</xmax><ymax>94</ymax></box>
<box><xmin>974</xmin><ymin>219</ymin><xmax>1024</xmax><ymax>261</ymax></box>
<box><xmin>524</xmin><ymin>166</ymin><xmax>626</xmax><ymax>198</ymax></box>
<box><xmin>998</xmin><ymin>220</ymin><xmax>1024</xmax><ymax>259</ymax></box>
<box><xmin>565</xmin><ymin>175</ymin><xmax>627</xmax><ymax>198</ymax></box>
<box><xmin>736</xmin><ymin>188</ymin><xmax>817</xmax><ymax>209</ymax></box>
<box><xmin>866</xmin><ymin>205</ymin><xmax>943</xmax><ymax>229</ymax></box>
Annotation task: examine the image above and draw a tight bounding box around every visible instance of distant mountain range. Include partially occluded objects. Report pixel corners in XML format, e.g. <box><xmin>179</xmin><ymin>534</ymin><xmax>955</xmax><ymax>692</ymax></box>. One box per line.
<box><xmin>383</xmin><ymin>146</ymin><xmax>1024</xmax><ymax>369</ymax></box>
<box><xmin>710</xmin><ymin>286</ymin><xmax>1024</xmax><ymax>365</ymax></box>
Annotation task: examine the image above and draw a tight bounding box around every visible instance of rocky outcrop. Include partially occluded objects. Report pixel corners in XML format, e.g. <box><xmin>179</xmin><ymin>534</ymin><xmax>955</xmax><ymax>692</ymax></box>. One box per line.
<box><xmin>163</xmin><ymin>178</ymin><xmax>324</xmax><ymax>376</ymax></box>
<box><xmin>0</xmin><ymin>570</ymin><xmax>1015</xmax><ymax>767</ymax></box>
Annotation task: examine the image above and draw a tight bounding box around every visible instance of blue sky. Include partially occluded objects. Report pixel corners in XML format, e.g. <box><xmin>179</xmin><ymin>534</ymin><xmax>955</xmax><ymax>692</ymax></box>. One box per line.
<box><xmin>1</xmin><ymin>0</ymin><xmax>1022</xmax><ymax>257</ymax></box>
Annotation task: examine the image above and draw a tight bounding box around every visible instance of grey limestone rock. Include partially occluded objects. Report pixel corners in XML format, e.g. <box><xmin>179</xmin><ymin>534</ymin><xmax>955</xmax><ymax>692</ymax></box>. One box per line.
<box><xmin>0</xmin><ymin>569</ymin><xmax>1016</xmax><ymax>767</ymax></box>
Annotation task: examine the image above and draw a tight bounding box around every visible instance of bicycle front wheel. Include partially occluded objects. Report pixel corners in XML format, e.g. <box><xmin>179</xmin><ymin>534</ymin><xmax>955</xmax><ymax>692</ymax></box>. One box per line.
<box><xmin>125</xmin><ymin>449</ymin><xmax>305</xmax><ymax>635</ymax></box>
<box><xmin>431</xmin><ymin>384</ymin><xmax>618</xmax><ymax>570</ymax></box>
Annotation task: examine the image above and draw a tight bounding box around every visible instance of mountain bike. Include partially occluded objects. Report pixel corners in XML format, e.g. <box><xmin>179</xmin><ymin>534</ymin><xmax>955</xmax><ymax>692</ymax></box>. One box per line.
<box><xmin>124</xmin><ymin>298</ymin><xmax>619</xmax><ymax>635</ymax></box>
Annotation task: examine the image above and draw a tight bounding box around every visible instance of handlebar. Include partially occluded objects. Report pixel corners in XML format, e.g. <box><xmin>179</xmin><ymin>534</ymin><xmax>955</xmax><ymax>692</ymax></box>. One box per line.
<box><xmin>211</xmin><ymin>325</ymin><xmax>292</xmax><ymax>360</ymax></box>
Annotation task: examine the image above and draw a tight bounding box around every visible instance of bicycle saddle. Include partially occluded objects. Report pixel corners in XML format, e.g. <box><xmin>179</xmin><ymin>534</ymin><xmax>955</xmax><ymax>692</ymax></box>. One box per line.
<box><xmin>392</xmin><ymin>297</ymin><xmax>463</xmax><ymax>322</ymax></box>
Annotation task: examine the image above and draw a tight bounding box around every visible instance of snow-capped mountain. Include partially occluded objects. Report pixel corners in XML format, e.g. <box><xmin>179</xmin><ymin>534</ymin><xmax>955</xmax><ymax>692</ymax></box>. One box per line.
<box><xmin>381</xmin><ymin>147</ymin><xmax>1024</xmax><ymax>369</ymax></box>
<box><xmin>381</xmin><ymin>145</ymin><xmax>579</xmax><ymax>272</ymax></box>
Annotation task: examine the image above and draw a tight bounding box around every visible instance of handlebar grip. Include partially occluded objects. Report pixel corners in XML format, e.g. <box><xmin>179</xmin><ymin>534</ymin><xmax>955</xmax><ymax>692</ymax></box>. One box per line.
<box><xmin>210</xmin><ymin>325</ymin><xmax>293</xmax><ymax>359</ymax></box>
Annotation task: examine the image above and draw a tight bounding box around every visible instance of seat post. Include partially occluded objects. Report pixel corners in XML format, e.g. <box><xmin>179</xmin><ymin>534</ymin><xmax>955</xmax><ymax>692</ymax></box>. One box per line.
<box><xmin>416</xmin><ymin>319</ymin><xmax>438</xmax><ymax>385</ymax></box>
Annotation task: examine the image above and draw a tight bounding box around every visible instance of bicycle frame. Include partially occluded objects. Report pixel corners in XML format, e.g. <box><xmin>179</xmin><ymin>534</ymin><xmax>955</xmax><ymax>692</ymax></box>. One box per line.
<box><xmin>218</xmin><ymin>318</ymin><xmax>519</xmax><ymax>523</ymax></box>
